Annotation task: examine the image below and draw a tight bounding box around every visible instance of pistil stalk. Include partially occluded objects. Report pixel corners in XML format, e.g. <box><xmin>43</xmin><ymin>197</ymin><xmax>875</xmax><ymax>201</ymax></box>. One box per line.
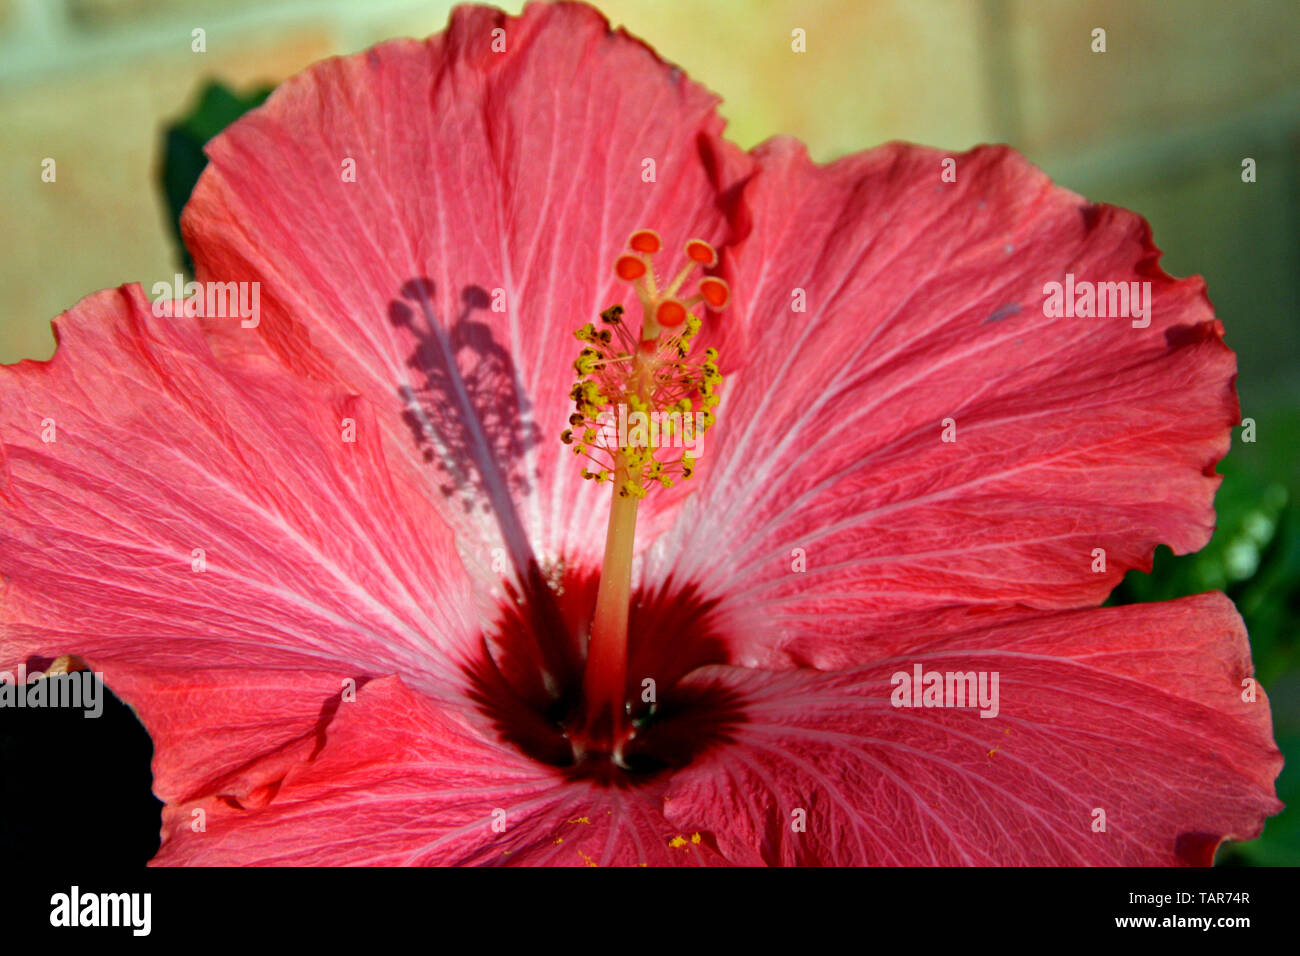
<box><xmin>582</xmin><ymin>453</ymin><xmax>639</xmax><ymax>741</ymax></box>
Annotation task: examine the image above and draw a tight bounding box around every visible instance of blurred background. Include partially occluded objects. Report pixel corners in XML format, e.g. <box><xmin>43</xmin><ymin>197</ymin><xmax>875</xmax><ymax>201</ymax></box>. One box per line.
<box><xmin>0</xmin><ymin>0</ymin><xmax>1296</xmax><ymax>864</ymax></box>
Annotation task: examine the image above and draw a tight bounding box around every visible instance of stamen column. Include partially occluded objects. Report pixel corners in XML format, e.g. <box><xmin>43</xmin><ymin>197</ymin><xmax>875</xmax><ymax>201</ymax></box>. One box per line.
<box><xmin>568</xmin><ymin>228</ymin><xmax>730</xmax><ymax>759</ymax></box>
<box><xmin>582</xmin><ymin>453</ymin><xmax>639</xmax><ymax>742</ymax></box>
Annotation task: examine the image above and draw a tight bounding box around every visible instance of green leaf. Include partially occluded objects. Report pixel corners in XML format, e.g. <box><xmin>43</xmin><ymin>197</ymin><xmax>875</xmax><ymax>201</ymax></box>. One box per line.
<box><xmin>160</xmin><ymin>81</ymin><xmax>274</xmax><ymax>273</ymax></box>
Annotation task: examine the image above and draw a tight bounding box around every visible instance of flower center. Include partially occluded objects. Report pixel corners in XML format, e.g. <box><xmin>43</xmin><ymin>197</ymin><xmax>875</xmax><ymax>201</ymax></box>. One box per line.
<box><xmin>470</xmin><ymin>566</ymin><xmax>742</xmax><ymax>785</ymax></box>
<box><xmin>560</xmin><ymin>229</ymin><xmax>729</xmax><ymax>764</ymax></box>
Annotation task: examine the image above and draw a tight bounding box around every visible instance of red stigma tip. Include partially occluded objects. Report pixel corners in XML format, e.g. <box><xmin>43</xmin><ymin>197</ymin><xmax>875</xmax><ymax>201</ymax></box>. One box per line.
<box><xmin>615</xmin><ymin>254</ymin><xmax>647</xmax><ymax>281</ymax></box>
<box><xmin>656</xmin><ymin>299</ymin><xmax>687</xmax><ymax>327</ymax></box>
<box><xmin>684</xmin><ymin>239</ymin><xmax>717</xmax><ymax>266</ymax></box>
<box><xmin>628</xmin><ymin>229</ymin><xmax>662</xmax><ymax>254</ymax></box>
<box><xmin>698</xmin><ymin>276</ymin><xmax>730</xmax><ymax>310</ymax></box>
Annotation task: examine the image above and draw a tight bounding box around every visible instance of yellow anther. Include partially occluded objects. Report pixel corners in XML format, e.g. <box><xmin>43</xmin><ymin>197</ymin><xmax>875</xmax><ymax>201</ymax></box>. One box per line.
<box><xmin>560</xmin><ymin>229</ymin><xmax>727</xmax><ymax>497</ymax></box>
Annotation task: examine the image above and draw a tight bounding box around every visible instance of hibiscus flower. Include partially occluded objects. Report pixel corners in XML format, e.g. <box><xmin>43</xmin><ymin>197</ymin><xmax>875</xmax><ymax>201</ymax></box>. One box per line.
<box><xmin>0</xmin><ymin>1</ymin><xmax>1282</xmax><ymax>866</ymax></box>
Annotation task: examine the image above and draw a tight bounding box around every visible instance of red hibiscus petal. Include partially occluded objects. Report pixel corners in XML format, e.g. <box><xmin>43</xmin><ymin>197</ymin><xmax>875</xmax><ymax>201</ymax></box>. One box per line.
<box><xmin>153</xmin><ymin>675</ymin><xmax>729</xmax><ymax>866</ymax></box>
<box><xmin>101</xmin><ymin>663</ymin><xmax>355</xmax><ymax>808</ymax></box>
<box><xmin>662</xmin><ymin>593</ymin><xmax>1281</xmax><ymax>865</ymax></box>
<box><xmin>0</xmin><ymin>286</ymin><xmax>477</xmax><ymax>704</ymax></box>
<box><xmin>183</xmin><ymin>2</ymin><xmax>751</xmax><ymax>582</ymax></box>
<box><xmin>647</xmin><ymin>139</ymin><xmax>1238</xmax><ymax>668</ymax></box>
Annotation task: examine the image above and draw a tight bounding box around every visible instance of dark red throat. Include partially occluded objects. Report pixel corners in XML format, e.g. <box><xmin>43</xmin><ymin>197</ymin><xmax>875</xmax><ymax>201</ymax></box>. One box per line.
<box><xmin>466</xmin><ymin>563</ymin><xmax>744</xmax><ymax>785</ymax></box>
